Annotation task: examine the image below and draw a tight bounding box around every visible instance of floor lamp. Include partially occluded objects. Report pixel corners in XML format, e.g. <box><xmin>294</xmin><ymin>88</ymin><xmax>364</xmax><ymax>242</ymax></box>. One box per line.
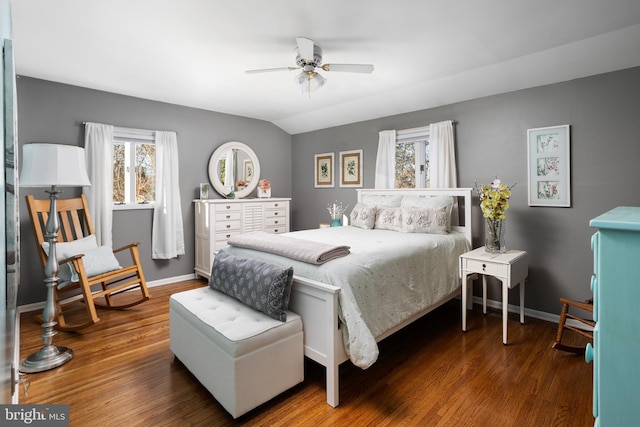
<box><xmin>19</xmin><ymin>143</ymin><xmax>91</xmax><ymax>373</ymax></box>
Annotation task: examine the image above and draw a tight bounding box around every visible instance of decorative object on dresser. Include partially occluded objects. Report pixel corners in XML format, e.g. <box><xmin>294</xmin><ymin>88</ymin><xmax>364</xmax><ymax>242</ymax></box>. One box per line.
<box><xmin>257</xmin><ymin>178</ymin><xmax>271</xmax><ymax>198</ymax></box>
<box><xmin>587</xmin><ymin>207</ymin><xmax>640</xmax><ymax>425</ymax></box>
<box><xmin>475</xmin><ymin>177</ymin><xmax>515</xmax><ymax>253</ymax></box>
<box><xmin>193</xmin><ymin>198</ymin><xmax>291</xmax><ymax>279</ymax></box>
<box><xmin>314</xmin><ymin>152</ymin><xmax>334</xmax><ymax>188</ymax></box>
<box><xmin>460</xmin><ymin>246</ymin><xmax>528</xmax><ymax>345</ymax></box>
<box><xmin>199</xmin><ymin>182</ymin><xmax>209</xmax><ymax>199</ymax></box>
<box><xmin>527</xmin><ymin>124</ymin><xmax>571</xmax><ymax>207</ymax></box>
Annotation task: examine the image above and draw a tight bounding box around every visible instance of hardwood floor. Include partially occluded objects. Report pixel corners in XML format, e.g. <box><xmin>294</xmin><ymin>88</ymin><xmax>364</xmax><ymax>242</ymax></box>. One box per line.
<box><xmin>19</xmin><ymin>280</ymin><xmax>593</xmax><ymax>426</ymax></box>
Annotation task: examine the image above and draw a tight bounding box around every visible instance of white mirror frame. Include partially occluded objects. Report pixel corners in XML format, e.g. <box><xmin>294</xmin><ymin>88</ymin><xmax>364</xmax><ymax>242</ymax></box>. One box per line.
<box><xmin>207</xmin><ymin>141</ymin><xmax>261</xmax><ymax>199</ymax></box>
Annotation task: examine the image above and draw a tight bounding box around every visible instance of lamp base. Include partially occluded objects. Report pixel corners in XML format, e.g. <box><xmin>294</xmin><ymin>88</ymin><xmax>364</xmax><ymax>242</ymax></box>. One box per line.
<box><xmin>20</xmin><ymin>345</ymin><xmax>73</xmax><ymax>373</ymax></box>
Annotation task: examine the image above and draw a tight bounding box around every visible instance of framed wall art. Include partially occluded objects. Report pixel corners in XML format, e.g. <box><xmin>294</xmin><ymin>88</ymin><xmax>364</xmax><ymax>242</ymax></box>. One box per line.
<box><xmin>314</xmin><ymin>152</ymin><xmax>334</xmax><ymax>188</ymax></box>
<box><xmin>339</xmin><ymin>149</ymin><xmax>363</xmax><ymax>188</ymax></box>
<box><xmin>527</xmin><ymin>124</ymin><xmax>571</xmax><ymax>207</ymax></box>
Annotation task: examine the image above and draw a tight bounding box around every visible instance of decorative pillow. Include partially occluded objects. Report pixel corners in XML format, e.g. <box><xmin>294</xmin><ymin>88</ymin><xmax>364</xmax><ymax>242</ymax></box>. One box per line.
<box><xmin>401</xmin><ymin>196</ymin><xmax>453</xmax><ymax>232</ymax></box>
<box><xmin>209</xmin><ymin>251</ymin><xmax>294</xmax><ymax>322</ymax></box>
<box><xmin>62</xmin><ymin>245</ymin><xmax>122</xmax><ymax>282</ymax></box>
<box><xmin>42</xmin><ymin>234</ymin><xmax>98</xmax><ymax>283</ymax></box>
<box><xmin>402</xmin><ymin>207</ymin><xmax>450</xmax><ymax>234</ymax></box>
<box><xmin>349</xmin><ymin>203</ymin><xmax>377</xmax><ymax>230</ymax></box>
<box><xmin>360</xmin><ymin>194</ymin><xmax>402</xmax><ymax>208</ymax></box>
<box><xmin>374</xmin><ymin>207</ymin><xmax>403</xmax><ymax>231</ymax></box>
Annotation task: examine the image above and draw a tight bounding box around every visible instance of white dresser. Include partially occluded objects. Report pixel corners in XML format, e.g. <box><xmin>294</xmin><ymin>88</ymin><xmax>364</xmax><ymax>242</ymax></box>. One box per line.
<box><xmin>194</xmin><ymin>198</ymin><xmax>291</xmax><ymax>279</ymax></box>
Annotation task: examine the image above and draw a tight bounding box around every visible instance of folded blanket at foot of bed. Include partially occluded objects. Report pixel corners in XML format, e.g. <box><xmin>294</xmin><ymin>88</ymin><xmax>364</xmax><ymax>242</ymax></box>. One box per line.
<box><xmin>227</xmin><ymin>231</ymin><xmax>350</xmax><ymax>264</ymax></box>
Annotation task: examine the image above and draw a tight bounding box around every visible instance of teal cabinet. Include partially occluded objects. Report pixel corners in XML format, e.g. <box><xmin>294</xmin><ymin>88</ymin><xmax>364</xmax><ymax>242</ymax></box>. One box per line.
<box><xmin>588</xmin><ymin>207</ymin><xmax>640</xmax><ymax>426</ymax></box>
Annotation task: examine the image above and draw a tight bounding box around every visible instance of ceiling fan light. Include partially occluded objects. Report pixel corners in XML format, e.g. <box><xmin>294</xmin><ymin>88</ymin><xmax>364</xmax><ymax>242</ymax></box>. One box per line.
<box><xmin>296</xmin><ymin>71</ymin><xmax>326</xmax><ymax>94</ymax></box>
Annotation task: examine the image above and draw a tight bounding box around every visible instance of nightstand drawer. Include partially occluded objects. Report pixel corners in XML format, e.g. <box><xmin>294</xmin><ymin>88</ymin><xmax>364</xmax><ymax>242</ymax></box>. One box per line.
<box><xmin>462</xmin><ymin>258</ymin><xmax>508</xmax><ymax>277</ymax></box>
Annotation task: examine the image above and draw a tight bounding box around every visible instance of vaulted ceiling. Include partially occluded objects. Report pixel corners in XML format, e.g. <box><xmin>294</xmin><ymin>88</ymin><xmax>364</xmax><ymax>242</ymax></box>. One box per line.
<box><xmin>11</xmin><ymin>0</ymin><xmax>640</xmax><ymax>134</ymax></box>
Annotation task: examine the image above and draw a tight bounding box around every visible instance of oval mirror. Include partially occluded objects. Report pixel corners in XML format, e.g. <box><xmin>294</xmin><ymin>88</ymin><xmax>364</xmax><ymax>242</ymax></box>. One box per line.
<box><xmin>207</xmin><ymin>141</ymin><xmax>261</xmax><ymax>199</ymax></box>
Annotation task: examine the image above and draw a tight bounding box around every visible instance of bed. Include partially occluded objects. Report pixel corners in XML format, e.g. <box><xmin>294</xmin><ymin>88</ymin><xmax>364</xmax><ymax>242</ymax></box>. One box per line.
<box><xmin>222</xmin><ymin>188</ymin><xmax>473</xmax><ymax>407</ymax></box>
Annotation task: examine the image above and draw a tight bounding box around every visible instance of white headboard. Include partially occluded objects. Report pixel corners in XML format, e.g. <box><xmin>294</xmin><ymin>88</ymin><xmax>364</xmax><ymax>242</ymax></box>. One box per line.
<box><xmin>356</xmin><ymin>188</ymin><xmax>473</xmax><ymax>246</ymax></box>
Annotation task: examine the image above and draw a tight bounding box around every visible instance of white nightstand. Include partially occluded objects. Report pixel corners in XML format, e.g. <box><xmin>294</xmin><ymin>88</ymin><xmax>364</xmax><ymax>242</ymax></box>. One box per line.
<box><xmin>460</xmin><ymin>246</ymin><xmax>529</xmax><ymax>345</ymax></box>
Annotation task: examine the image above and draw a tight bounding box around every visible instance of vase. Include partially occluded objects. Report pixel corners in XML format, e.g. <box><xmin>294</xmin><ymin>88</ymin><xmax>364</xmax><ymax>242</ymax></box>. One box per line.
<box><xmin>258</xmin><ymin>188</ymin><xmax>271</xmax><ymax>198</ymax></box>
<box><xmin>330</xmin><ymin>218</ymin><xmax>342</xmax><ymax>227</ymax></box>
<box><xmin>485</xmin><ymin>219</ymin><xmax>506</xmax><ymax>253</ymax></box>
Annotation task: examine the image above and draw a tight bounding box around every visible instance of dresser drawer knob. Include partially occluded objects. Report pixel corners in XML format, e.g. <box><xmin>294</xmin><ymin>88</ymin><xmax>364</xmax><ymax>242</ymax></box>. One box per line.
<box><xmin>482</xmin><ymin>263</ymin><xmax>486</xmax><ymax>271</ymax></box>
<box><xmin>585</xmin><ymin>343</ymin><xmax>594</xmax><ymax>363</ymax></box>
<box><xmin>226</xmin><ymin>224</ymin><xmax>231</xmax><ymax>229</ymax></box>
<box><xmin>225</xmin><ymin>205</ymin><xmax>231</xmax><ymax>210</ymax></box>
<box><xmin>226</xmin><ymin>215</ymin><xmax>231</xmax><ymax>219</ymax></box>
<box><xmin>274</xmin><ymin>203</ymin><xmax>279</xmax><ymax>207</ymax></box>
<box><xmin>274</xmin><ymin>220</ymin><xmax>279</xmax><ymax>224</ymax></box>
<box><xmin>225</xmin><ymin>234</ymin><xmax>231</xmax><ymax>238</ymax></box>
<box><xmin>274</xmin><ymin>212</ymin><xmax>279</xmax><ymax>216</ymax></box>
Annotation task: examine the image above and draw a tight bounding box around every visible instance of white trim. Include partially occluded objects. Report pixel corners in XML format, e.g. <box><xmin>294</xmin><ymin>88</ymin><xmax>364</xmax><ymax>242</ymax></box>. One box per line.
<box><xmin>16</xmin><ymin>273</ymin><xmax>198</xmax><ymax>315</ymax></box>
<box><xmin>471</xmin><ymin>295</ymin><xmax>594</xmax><ymax>331</ymax></box>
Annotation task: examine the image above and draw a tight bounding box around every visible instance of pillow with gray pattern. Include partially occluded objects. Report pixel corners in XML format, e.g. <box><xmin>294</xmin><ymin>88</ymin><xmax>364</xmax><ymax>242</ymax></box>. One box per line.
<box><xmin>210</xmin><ymin>251</ymin><xmax>294</xmax><ymax>321</ymax></box>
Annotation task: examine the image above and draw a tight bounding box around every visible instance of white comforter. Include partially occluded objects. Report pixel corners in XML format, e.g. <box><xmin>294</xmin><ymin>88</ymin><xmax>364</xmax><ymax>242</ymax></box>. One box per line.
<box><xmin>223</xmin><ymin>226</ymin><xmax>470</xmax><ymax>369</ymax></box>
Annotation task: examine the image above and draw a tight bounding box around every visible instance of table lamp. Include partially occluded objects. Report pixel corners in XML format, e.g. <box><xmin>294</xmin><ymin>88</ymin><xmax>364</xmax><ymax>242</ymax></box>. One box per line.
<box><xmin>19</xmin><ymin>143</ymin><xmax>91</xmax><ymax>373</ymax></box>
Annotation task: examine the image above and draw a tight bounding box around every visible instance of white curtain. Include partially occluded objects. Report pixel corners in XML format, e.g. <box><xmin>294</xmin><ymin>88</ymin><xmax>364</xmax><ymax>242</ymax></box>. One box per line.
<box><xmin>83</xmin><ymin>122</ymin><xmax>114</xmax><ymax>247</ymax></box>
<box><xmin>374</xmin><ymin>130</ymin><xmax>396</xmax><ymax>188</ymax></box>
<box><xmin>429</xmin><ymin>120</ymin><xmax>457</xmax><ymax>188</ymax></box>
<box><xmin>152</xmin><ymin>131</ymin><xmax>185</xmax><ymax>259</ymax></box>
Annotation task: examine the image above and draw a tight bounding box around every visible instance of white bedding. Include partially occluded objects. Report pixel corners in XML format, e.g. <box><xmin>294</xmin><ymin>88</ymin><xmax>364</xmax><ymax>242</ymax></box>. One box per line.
<box><xmin>223</xmin><ymin>225</ymin><xmax>470</xmax><ymax>369</ymax></box>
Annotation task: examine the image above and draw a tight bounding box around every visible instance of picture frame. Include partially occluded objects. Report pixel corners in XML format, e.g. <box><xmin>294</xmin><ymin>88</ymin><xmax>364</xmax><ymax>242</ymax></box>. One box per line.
<box><xmin>243</xmin><ymin>159</ymin><xmax>253</xmax><ymax>182</ymax></box>
<box><xmin>199</xmin><ymin>182</ymin><xmax>210</xmax><ymax>200</ymax></box>
<box><xmin>339</xmin><ymin>149</ymin><xmax>363</xmax><ymax>188</ymax></box>
<box><xmin>314</xmin><ymin>152</ymin><xmax>334</xmax><ymax>188</ymax></box>
<box><xmin>527</xmin><ymin>124</ymin><xmax>571</xmax><ymax>207</ymax></box>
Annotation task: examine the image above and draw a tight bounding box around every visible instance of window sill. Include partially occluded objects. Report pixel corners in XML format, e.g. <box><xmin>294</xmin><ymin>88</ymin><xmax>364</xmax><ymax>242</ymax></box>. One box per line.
<box><xmin>113</xmin><ymin>203</ymin><xmax>155</xmax><ymax>211</ymax></box>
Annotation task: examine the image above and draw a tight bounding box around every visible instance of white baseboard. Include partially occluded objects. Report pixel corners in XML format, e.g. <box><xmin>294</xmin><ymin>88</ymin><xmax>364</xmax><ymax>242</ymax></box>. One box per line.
<box><xmin>16</xmin><ymin>273</ymin><xmax>198</xmax><ymax>315</ymax></box>
<box><xmin>473</xmin><ymin>295</ymin><xmax>594</xmax><ymax>331</ymax></box>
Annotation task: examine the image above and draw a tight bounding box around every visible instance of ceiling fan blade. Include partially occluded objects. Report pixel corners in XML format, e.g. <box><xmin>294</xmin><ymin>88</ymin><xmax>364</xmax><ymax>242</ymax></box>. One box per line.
<box><xmin>245</xmin><ymin>66</ymin><xmax>299</xmax><ymax>74</ymax></box>
<box><xmin>321</xmin><ymin>63</ymin><xmax>375</xmax><ymax>73</ymax></box>
<box><xmin>296</xmin><ymin>37</ymin><xmax>315</xmax><ymax>61</ymax></box>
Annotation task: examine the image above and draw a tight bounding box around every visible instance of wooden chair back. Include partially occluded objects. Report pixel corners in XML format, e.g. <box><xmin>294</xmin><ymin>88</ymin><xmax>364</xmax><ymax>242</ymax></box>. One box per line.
<box><xmin>26</xmin><ymin>194</ymin><xmax>95</xmax><ymax>267</ymax></box>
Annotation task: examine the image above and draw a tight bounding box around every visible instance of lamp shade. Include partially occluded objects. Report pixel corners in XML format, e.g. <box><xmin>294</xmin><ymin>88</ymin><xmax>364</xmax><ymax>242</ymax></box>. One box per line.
<box><xmin>20</xmin><ymin>143</ymin><xmax>91</xmax><ymax>187</ymax></box>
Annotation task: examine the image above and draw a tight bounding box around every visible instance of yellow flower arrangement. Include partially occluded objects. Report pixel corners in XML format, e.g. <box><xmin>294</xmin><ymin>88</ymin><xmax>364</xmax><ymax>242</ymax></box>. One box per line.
<box><xmin>475</xmin><ymin>178</ymin><xmax>515</xmax><ymax>253</ymax></box>
<box><xmin>476</xmin><ymin>178</ymin><xmax>514</xmax><ymax>220</ymax></box>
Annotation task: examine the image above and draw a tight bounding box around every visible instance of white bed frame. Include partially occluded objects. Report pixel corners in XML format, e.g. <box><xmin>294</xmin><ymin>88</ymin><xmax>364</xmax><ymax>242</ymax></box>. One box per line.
<box><xmin>287</xmin><ymin>188</ymin><xmax>473</xmax><ymax>407</ymax></box>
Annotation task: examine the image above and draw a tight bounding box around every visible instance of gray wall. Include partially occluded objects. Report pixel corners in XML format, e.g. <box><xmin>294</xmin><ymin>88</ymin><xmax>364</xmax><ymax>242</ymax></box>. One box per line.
<box><xmin>16</xmin><ymin>77</ymin><xmax>292</xmax><ymax>305</ymax></box>
<box><xmin>292</xmin><ymin>66</ymin><xmax>640</xmax><ymax>315</ymax></box>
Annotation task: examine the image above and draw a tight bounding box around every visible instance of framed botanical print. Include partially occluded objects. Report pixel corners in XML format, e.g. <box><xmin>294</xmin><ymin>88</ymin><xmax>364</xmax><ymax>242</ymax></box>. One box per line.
<box><xmin>527</xmin><ymin>125</ymin><xmax>571</xmax><ymax>207</ymax></box>
<box><xmin>339</xmin><ymin>149</ymin><xmax>363</xmax><ymax>188</ymax></box>
<box><xmin>243</xmin><ymin>159</ymin><xmax>253</xmax><ymax>182</ymax></box>
<box><xmin>314</xmin><ymin>152</ymin><xmax>334</xmax><ymax>188</ymax></box>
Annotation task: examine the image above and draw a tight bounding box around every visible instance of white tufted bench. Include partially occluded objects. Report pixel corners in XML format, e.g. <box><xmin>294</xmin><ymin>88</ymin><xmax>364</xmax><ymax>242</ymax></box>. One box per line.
<box><xmin>169</xmin><ymin>286</ymin><xmax>304</xmax><ymax>419</ymax></box>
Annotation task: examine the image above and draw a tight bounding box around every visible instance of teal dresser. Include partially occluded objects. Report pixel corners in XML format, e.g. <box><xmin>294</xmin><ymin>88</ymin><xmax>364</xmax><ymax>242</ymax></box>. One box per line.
<box><xmin>587</xmin><ymin>207</ymin><xmax>640</xmax><ymax>426</ymax></box>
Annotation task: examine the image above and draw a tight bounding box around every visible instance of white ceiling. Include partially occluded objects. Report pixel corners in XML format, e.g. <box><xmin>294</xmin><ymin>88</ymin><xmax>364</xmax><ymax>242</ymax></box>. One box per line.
<box><xmin>10</xmin><ymin>0</ymin><xmax>640</xmax><ymax>135</ymax></box>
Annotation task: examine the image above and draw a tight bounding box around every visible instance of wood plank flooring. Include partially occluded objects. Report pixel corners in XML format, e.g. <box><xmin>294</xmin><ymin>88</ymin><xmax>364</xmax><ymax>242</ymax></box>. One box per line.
<box><xmin>19</xmin><ymin>280</ymin><xmax>593</xmax><ymax>426</ymax></box>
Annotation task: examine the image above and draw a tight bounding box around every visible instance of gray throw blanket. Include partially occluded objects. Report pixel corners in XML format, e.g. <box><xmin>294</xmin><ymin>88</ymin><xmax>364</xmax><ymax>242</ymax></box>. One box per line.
<box><xmin>227</xmin><ymin>231</ymin><xmax>350</xmax><ymax>265</ymax></box>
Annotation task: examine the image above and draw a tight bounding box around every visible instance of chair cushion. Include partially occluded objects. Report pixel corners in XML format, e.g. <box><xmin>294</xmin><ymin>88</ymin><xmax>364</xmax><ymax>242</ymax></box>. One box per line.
<box><xmin>209</xmin><ymin>251</ymin><xmax>294</xmax><ymax>321</ymax></box>
<box><xmin>63</xmin><ymin>245</ymin><xmax>122</xmax><ymax>280</ymax></box>
<box><xmin>42</xmin><ymin>234</ymin><xmax>98</xmax><ymax>283</ymax></box>
<box><xmin>42</xmin><ymin>234</ymin><xmax>122</xmax><ymax>285</ymax></box>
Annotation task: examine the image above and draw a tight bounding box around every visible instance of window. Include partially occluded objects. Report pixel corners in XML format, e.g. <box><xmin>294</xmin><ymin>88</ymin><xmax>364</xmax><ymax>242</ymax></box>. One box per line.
<box><xmin>395</xmin><ymin>126</ymin><xmax>429</xmax><ymax>188</ymax></box>
<box><xmin>112</xmin><ymin>128</ymin><xmax>156</xmax><ymax>209</ymax></box>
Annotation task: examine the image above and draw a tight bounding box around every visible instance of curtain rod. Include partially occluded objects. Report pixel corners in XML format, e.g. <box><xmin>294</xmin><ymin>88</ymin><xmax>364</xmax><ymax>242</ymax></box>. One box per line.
<box><xmin>81</xmin><ymin>121</ymin><xmax>178</xmax><ymax>135</ymax></box>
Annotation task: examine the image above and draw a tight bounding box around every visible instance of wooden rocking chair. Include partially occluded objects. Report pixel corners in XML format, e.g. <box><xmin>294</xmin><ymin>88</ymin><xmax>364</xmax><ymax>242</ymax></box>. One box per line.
<box><xmin>26</xmin><ymin>194</ymin><xmax>150</xmax><ymax>331</ymax></box>
<box><xmin>552</xmin><ymin>297</ymin><xmax>594</xmax><ymax>354</ymax></box>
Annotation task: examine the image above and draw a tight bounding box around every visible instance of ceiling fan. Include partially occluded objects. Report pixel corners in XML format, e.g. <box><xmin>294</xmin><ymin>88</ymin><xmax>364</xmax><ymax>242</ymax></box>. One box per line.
<box><xmin>246</xmin><ymin>37</ymin><xmax>375</xmax><ymax>94</ymax></box>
